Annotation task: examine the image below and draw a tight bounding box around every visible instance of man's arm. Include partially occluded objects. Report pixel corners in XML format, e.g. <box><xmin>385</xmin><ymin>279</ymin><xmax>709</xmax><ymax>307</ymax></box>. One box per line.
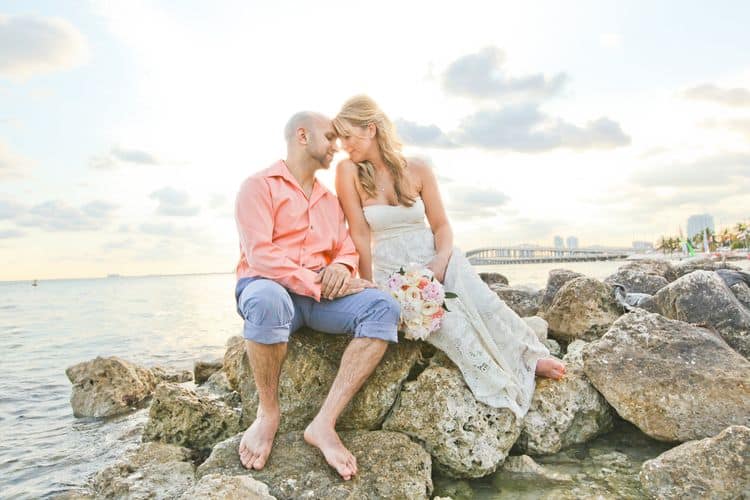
<box><xmin>235</xmin><ymin>178</ymin><xmax>322</xmax><ymax>300</ymax></box>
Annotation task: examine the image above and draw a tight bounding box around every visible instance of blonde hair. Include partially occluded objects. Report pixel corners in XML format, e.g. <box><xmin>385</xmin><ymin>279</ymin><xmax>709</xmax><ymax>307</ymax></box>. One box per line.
<box><xmin>333</xmin><ymin>95</ymin><xmax>415</xmax><ymax>207</ymax></box>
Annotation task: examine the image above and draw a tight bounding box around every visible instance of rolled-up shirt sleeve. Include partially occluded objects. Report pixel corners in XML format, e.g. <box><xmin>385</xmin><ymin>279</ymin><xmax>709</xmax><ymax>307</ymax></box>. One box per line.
<box><xmin>331</xmin><ymin>206</ymin><xmax>359</xmax><ymax>277</ymax></box>
<box><xmin>235</xmin><ymin>179</ymin><xmax>322</xmax><ymax>300</ymax></box>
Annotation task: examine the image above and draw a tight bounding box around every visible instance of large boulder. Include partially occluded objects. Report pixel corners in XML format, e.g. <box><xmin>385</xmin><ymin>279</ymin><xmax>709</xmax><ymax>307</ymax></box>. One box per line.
<box><xmin>543</xmin><ymin>277</ymin><xmax>623</xmax><ymax>342</ymax></box>
<box><xmin>490</xmin><ymin>284</ymin><xmax>541</xmax><ymax>317</ymax></box>
<box><xmin>538</xmin><ymin>269</ymin><xmax>584</xmax><ymax>313</ymax></box>
<box><xmin>731</xmin><ymin>281</ymin><xmax>750</xmax><ymax>309</ymax></box>
<box><xmin>237</xmin><ymin>329</ymin><xmax>421</xmax><ymax>431</ymax></box>
<box><xmin>522</xmin><ymin>316</ymin><xmax>548</xmax><ymax>342</ymax></box>
<box><xmin>197</xmin><ymin>431</ymin><xmax>433</xmax><ymax>499</ymax></box>
<box><xmin>640</xmin><ymin>425</ymin><xmax>750</xmax><ymax>499</ymax></box>
<box><xmin>618</xmin><ymin>259</ymin><xmax>677</xmax><ymax>282</ymax></box>
<box><xmin>604</xmin><ymin>267</ymin><xmax>668</xmax><ymax>295</ymax></box>
<box><xmin>672</xmin><ymin>256</ymin><xmax>740</xmax><ymax>279</ymax></box>
<box><xmin>516</xmin><ymin>341</ymin><xmax>613</xmax><ymax>456</ymax></box>
<box><xmin>194</xmin><ymin>358</ymin><xmax>223</xmax><ymax>385</ymax></box>
<box><xmin>383</xmin><ymin>357</ymin><xmax>521</xmax><ymax>478</ymax></box>
<box><xmin>583</xmin><ymin>310</ymin><xmax>750</xmax><ymax>442</ymax></box>
<box><xmin>652</xmin><ymin>270</ymin><xmax>750</xmax><ymax>358</ymax></box>
<box><xmin>142</xmin><ymin>382</ymin><xmax>242</xmax><ymax>454</ymax></box>
<box><xmin>479</xmin><ymin>272</ymin><xmax>509</xmax><ymax>286</ymax></box>
<box><xmin>150</xmin><ymin>366</ymin><xmax>193</xmax><ymax>383</ymax></box>
<box><xmin>66</xmin><ymin>356</ymin><xmax>158</xmax><ymax>418</ymax></box>
<box><xmin>179</xmin><ymin>473</ymin><xmax>275</xmax><ymax>499</ymax></box>
<box><xmin>223</xmin><ymin>336</ymin><xmax>246</xmax><ymax>391</ymax></box>
<box><xmin>90</xmin><ymin>442</ymin><xmax>195</xmax><ymax>499</ymax></box>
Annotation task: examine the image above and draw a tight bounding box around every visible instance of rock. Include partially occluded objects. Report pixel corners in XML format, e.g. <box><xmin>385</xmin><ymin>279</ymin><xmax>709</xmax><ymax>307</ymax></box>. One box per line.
<box><xmin>490</xmin><ymin>284</ymin><xmax>541</xmax><ymax>317</ymax></box>
<box><xmin>197</xmin><ymin>431</ymin><xmax>433</xmax><ymax>499</ymax></box>
<box><xmin>672</xmin><ymin>256</ymin><xmax>740</xmax><ymax>279</ymax></box>
<box><xmin>538</xmin><ymin>269</ymin><xmax>584</xmax><ymax>313</ymax></box>
<box><xmin>583</xmin><ymin>310</ymin><xmax>750</xmax><ymax>442</ymax></box>
<box><xmin>194</xmin><ymin>358</ymin><xmax>223</xmax><ymax>385</ymax></box>
<box><xmin>223</xmin><ymin>336</ymin><xmax>245</xmax><ymax>391</ymax></box>
<box><xmin>522</xmin><ymin>316</ymin><xmax>548</xmax><ymax>342</ymax></box>
<box><xmin>543</xmin><ymin>338</ymin><xmax>561</xmax><ymax>358</ymax></box>
<box><xmin>543</xmin><ymin>277</ymin><xmax>623</xmax><ymax>342</ymax></box>
<box><xmin>238</xmin><ymin>329</ymin><xmax>421</xmax><ymax>431</ymax></box>
<box><xmin>66</xmin><ymin>356</ymin><xmax>158</xmax><ymax>418</ymax></box>
<box><xmin>432</xmin><ymin>476</ymin><xmax>474</xmax><ymax>499</ymax></box>
<box><xmin>150</xmin><ymin>366</ymin><xmax>193</xmax><ymax>383</ymax></box>
<box><xmin>652</xmin><ymin>270</ymin><xmax>750</xmax><ymax>358</ymax></box>
<box><xmin>517</xmin><ymin>341</ymin><xmax>613</xmax><ymax>456</ymax></box>
<box><xmin>479</xmin><ymin>272</ymin><xmax>509</xmax><ymax>286</ymax></box>
<box><xmin>619</xmin><ymin>259</ymin><xmax>677</xmax><ymax>282</ymax></box>
<box><xmin>90</xmin><ymin>442</ymin><xmax>195</xmax><ymax>499</ymax></box>
<box><xmin>640</xmin><ymin>425</ymin><xmax>750</xmax><ymax>499</ymax></box>
<box><xmin>604</xmin><ymin>267</ymin><xmax>669</xmax><ymax>295</ymax></box>
<box><xmin>179</xmin><ymin>473</ymin><xmax>275</xmax><ymax>499</ymax></box>
<box><xmin>383</xmin><ymin>361</ymin><xmax>521</xmax><ymax>478</ymax></box>
<box><xmin>142</xmin><ymin>382</ymin><xmax>242</xmax><ymax>454</ymax></box>
<box><xmin>497</xmin><ymin>455</ymin><xmax>573</xmax><ymax>483</ymax></box>
<box><xmin>731</xmin><ymin>281</ymin><xmax>750</xmax><ymax>309</ymax></box>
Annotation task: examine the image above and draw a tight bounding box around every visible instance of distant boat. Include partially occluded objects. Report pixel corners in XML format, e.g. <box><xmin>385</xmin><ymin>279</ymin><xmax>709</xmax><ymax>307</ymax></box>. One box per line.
<box><xmin>31</xmin><ymin>279</ymin><xmax>38</xmax><ymax>287</ymax></box>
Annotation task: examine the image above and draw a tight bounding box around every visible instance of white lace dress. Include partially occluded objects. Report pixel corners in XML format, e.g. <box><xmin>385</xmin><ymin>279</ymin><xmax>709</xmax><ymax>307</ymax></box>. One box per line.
<box><xmin>364</xmin><ymin>199</ymin><xmax>549</xmax><ymax>418</ymax></box>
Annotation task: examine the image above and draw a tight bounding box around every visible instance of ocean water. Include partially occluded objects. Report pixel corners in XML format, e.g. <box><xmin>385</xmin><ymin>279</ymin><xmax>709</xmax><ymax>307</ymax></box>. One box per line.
<box><xmin>1</xmin><ymin>258</ymin><xmax>748</xmax><ymax>498</ymax></box>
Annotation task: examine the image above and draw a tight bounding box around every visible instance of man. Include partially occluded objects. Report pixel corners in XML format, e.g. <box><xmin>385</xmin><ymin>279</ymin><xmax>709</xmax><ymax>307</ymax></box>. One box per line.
<box><xmin>234</xmin><ymin>111</ymin><xmax>400</xmax><ymax>481</ymax></box>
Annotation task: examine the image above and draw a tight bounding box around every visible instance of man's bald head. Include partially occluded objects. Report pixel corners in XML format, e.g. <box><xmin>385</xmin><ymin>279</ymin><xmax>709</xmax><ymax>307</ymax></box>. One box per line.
<box><xmin>284</xmin><ymin>111</ymin><xmax>330</xmax><ymax>143</ymax></box>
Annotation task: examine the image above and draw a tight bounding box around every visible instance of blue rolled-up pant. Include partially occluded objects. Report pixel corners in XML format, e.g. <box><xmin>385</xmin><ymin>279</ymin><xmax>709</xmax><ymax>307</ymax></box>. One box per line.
<box><xmin>235</xmin><ymin>277</ymin><xmax>400</xmax><ymax>344</ymax></box>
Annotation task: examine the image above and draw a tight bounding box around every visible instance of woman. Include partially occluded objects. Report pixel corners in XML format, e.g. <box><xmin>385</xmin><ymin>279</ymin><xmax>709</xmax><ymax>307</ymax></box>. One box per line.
<box><xmin>333</xmin><ymin>95</ymin><xmax>565</xmax><ymax>418</ymax></box>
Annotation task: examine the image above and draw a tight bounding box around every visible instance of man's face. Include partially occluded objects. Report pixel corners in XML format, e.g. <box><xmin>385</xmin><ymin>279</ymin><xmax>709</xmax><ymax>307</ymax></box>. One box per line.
<box><xmin>306</xmin><ymin>118</ymin><xmax>339</xmax><ymax>169</ymax></box>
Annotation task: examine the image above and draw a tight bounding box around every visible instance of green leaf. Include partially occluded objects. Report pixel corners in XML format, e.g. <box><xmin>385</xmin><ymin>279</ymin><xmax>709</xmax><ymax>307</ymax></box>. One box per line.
<box><xmin>444</xmin><ymin>292</ymin><xmax>458</xmax><ymax>299</ymax></box>
<box><xmin>398</xmin><ymin>267</ymin><xmax>405</xmax><ymax>275</ymax></box>
<box><xmin>442</xmin><ymin>303</ymin><xmax>451</xmax><ymax>312</ymax></box>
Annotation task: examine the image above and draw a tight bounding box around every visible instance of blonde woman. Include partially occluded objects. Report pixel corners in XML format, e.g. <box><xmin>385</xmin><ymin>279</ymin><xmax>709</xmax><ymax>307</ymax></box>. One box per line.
<box><xmin>333</xmin><ymin>95</ymin><xmax>565</xmax><ymax>418</ymax></box>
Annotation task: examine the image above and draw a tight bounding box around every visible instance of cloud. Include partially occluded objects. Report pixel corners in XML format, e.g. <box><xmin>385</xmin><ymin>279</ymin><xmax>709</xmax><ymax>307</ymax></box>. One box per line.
<box><xmin>90</xmin><ymin>146</ymin><xmax>161</xmax><ymax>169</ymax></box>
<box><xmin>0</xmin><ymin>140</ymin><xmax>33</xmax><ymax>179</ymax></box>
<box><xmin>455</xmin><ymin>104</ymin><xmax>631</xmax><ymax>152</ymax></box>
<box><xmin>0</xmin><ymin>199</ymin><xmax>25</xmax><ymax>219</ymax></box>
<box><xmin>18</xmin><ymin>200</ymin><xmax>116</xmax><ymax>231</ymax></box>
<box><xmin>149</xmin><ymin>187</ymin><xmax>200</xmax><ymax>216</ymax></box>
<box><xmin>703</xmin><ymin>118</ymin><xmax>750</xmax><ymax>139</ymax></box>
<box><xmin>445</xmin><ymin>185</ymin><xmax>511</xmax><ymax>219</ymax></box>
<box><xmin>0</xmin><ymin>229</ymin><xmax>24</xmax><ymax>239</ymax></box>
<box><xmin>394</xmin><ymin>119</ymin><xmax>457</xmax><ymax>148</ymax></box>
<box><xmin>0</xmin><ymin>14</ymin><xmax>88</xmax><ymax>80</ymax></box>
<box><xmin>443</xmin><ymin>47</ymin><xmax>566</xmax><ymax>100</ymax></box>
<box><xmin>684</xmin><ymin>84</ymin><xmax>750</xmax><ymax>107</ymax></box>
<box><xmin>139</xmin><ymin>222</ymin><xmax>195</xmax><ymax>238</ymax></box>
<box><xmin>631</xmin><ymin>152</ymin><xmax>750</xmax><ymax>188</ymax></box>
<box><xmin>102</xmin><ymin>238</ymin><xmax>135</xmax><ymax>251</ymax></box>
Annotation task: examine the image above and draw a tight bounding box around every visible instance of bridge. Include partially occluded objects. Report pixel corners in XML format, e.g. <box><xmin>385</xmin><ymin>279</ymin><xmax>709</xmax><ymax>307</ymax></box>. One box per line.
<box><xmin>465</xmin><ymin>246</ymin><xmax>629</xmax><ymax>265</ymax></box>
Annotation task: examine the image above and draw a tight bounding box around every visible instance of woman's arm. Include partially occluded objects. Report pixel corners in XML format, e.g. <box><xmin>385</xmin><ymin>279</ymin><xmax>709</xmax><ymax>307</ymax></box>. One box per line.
<box><xmin>335</xmin><ymin>159</ymin><xmax>374</xmax><ymax>281</ymax></box>
<box><xmin>411</xmin><ymin>158</ymin><xmax>453</xmax><ymax>282</ymax></box>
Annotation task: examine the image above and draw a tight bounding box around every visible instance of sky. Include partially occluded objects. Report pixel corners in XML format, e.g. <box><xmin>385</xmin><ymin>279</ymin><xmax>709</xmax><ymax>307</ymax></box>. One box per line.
<box><xmin>1</xmin><ymin>0</ymin><xmax>749</xmax><ymax>280</ymax></box>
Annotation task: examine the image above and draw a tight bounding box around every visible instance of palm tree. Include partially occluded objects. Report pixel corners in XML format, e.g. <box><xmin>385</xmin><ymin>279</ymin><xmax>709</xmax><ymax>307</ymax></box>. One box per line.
<box><xmin>736</xmin><ymin>222</ymin><xmax>749</xmax><ymax>249</ymax></box>
<box><xmin>656</xmin><ymin>236</ymin><xmax>670</xmax><ymax>254</ymax></box>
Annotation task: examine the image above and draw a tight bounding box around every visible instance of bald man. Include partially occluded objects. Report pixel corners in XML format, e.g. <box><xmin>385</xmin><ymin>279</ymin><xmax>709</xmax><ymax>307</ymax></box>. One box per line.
<box><xmin>233</xmin><ymin>112</ymin><xmax>400</xmax><ymax>481</ymax></box>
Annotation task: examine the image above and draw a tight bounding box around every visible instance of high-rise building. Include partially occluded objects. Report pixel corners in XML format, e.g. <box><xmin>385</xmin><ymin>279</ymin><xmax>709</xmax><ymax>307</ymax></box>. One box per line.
<box><xmin>566</xmin><ymin>236</ymin><xmax>579</xmax><ymax>249</ymax></box>
<box><xmin>687</xmin><ymin>214</ymin><xmax>714</xmax><ymax>238</ymax></box>
<box><xmin>553</xmin><ymin>236</ymin><xmax>564</xmax><ymax>249</ymax></box>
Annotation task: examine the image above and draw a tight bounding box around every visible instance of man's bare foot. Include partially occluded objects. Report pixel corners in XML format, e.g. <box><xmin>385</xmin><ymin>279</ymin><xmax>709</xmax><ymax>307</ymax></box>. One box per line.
<box><xmin>304</xmin><ymin>418</ymin><xmax>358</xmax><ymax>481</ymax></box>
<box><xmin>238</xmin><ymin>410</ymin><xmax>280</xmax><ymax>470</ymax></box>
<box><xmin>536</xmin><ymin>357</ymin><xmax>566</xmax><ymax>380</ymax></box>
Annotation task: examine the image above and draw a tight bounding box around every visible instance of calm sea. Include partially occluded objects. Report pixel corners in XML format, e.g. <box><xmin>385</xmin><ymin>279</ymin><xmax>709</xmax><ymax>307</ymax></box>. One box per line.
<box><xmin>1</xmin><ymin>259</ymin><xmax>747</xmax><ymax>498</ymax></box>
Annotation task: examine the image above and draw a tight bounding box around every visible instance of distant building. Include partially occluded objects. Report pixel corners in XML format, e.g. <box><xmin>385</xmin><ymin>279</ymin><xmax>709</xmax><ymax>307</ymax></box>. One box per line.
<box><xmin>632</xmin><ymin>241</ymin><xmax>654</xmax><ymax>252</ymax></box>
<box><xmin>566</xmin><ymin>236</ymin><xmax>579</xmax><ymax>250</ymax></box>
<box><xmin>687</xmin><ymin>214</ymin><xmax>714</xmax><ymax>239</ymax></box>
<box><xmin>553</xmin><ymin>236</ymin><xmax>564</xmax><ymax>249</ymax></box>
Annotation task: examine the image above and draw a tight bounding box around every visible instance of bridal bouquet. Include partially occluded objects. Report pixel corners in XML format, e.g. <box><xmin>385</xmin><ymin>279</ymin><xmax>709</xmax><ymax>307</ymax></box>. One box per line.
<box><xmin>384</xmin><ymin>264</ymin><xmax>457</xmax><ymax>341</ymax></box>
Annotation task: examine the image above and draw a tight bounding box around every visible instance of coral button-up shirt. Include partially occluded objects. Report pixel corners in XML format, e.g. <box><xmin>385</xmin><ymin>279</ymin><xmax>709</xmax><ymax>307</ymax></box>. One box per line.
<box><xmin>235</xmin><ymin>160</ymin><xmax>358</xmax><ymax>301</ymax></box>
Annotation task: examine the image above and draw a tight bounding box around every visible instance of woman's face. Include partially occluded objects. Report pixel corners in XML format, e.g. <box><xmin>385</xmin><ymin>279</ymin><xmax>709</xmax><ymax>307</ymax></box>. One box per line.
<box><xmin>339</xmin><ymin>122</ymin><xmax>375</xmax><ymax>163</ymax></box>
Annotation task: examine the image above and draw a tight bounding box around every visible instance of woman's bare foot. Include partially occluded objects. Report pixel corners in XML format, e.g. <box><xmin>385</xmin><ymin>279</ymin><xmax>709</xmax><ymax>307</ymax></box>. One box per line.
<box><xmin>238</xmin><ymin>410</ymin><xmax>280</xmax><ymax>470</ymax></box>
<box><xmin>536</xmin><ymin>357</ymin><xmax>566</xmax><ymax>380</ymax></box>
<box><xmin>304</xmin><ymin>418</ymin><xmax>358</xmax><ymax>481</ymax></box>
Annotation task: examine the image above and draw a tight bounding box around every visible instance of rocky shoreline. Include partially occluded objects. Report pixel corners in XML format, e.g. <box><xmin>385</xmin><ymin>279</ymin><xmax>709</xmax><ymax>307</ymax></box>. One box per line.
<box><xmin>63</xmin><ymin>256</ymin><xmax>749</xmax><ymax>499</ymax></box>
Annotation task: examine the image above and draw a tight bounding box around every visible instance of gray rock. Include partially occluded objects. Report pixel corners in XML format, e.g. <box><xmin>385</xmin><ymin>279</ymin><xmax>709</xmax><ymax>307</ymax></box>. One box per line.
<box><xmin>194</xmin><ymin>358</ymin><xmax>223</xmax><ymax>385</ymax></box>
<box><xmin>517</xmin><ymin>341</ymin><xmax>613</xmax><ymax>456</ymax></box>
<box><xmin>605</xmin><ymin>268</ymin><xmax>669</xmax><ymax>295</ymax></box>
<box><xmin>237</xmin><ymin>329</ymin><xmax>421</xmax><ymax>432</ymax></box>
<box><xmin>150</xmin><ymin>366</ymin><xmax>193</xmax><ymax>383</ymax></box>
<box><xmin>731</xmin><ymin>281</ymin><xmax>750</xmax><ymax>309</ymax></box>
<box><xmin>522</xmin><ymin>316</ymin><xmax>548</xmax><ymax>342</ymax></box>
<box><xmin>223</xmin><ymin>336</ymin><xmax>245</xmax><ymax>391</ymax></box>
<box><xmin>383</xmin><ymin>361</ymin><xmax>520</xmax><ymax>478</ymax></box>
<box><xmin>672</xmin><ymin>256</ymin><xmax>740</xmax><ymax>279</ymax></box>
<box><xmin>479</xmin><ymin>272</ymin><xmax>509</xmax><ymax>286</ymax></box>
<box><xmin>640</xmin><ymin>425</ymin><xmax>750</xmax><ymax>499</ymax></box>
<box><xmin>543</xmin><ymin>277</ymin><xmax>623</xmax><ymax>342</ymax></box>
<box><xmin>66</xmin><ymin>356</ymin><xmax>158</xmax><ymax>418</ymax></box>
<box><xmin>583</xmin><ymin>310</ymin><xmax>750</xmax><ymax>442</ymax></box>
<box><xmin>90</xmin><ymin>442</ymin><xmax>195</xmax><ymax>499</ymax></box>
<box><xmin>543</xmin><ymin>338</ymin><xmax>562</xmax><ymax>358</ymax></box>
<box><xmin>197</xmin><ymin>431</ymin><xmax>433</xmax><ymax>499</ymax></box>
<box><xmin>538</xmin><ymin>269</ymin><xmax>584</xmax><ymax>313</ymax></box>
<box><xmin>652</xmin><ymin>270</ymin><xmax>750</xmax><ymax>358</ymax></box>
<box><xmin>618</xmin><ymin>259</ymin><xmax>677</xmax><ymax>282</ymax></box>
<box><xmin>142</xmin><ymin>382</ymin><xmax>242</xmax><ymax>453</ymax></box>
<box><xmin>179</xmin><ymin>473</ymin><xmax>275</xmax><ymax>499</ymax></box>
<box><xmin>491</xmin><ymin>284</ymin><xmax>541</xmax><ymax>317</ymax></box>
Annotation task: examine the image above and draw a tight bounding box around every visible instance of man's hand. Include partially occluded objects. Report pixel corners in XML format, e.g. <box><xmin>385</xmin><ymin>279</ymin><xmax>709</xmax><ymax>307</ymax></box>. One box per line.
<box><xmin>316</xmin><ymin>264</ymin><xmax>352</xmax><ymax>300</ymax></box>
<box><xmin>335</xmin><ymin>278</ymin><xmax>377</xmax><ymax>298</ymax></box>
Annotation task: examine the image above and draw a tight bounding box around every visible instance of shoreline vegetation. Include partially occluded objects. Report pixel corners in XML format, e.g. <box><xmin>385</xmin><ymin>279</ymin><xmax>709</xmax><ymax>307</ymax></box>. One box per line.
<box><xmin>60</xmin><ymin>255</ymin><xmax>750</xmax><ymax>499</ymax></box>
<box><xmin>657</xmin><ymin>221</ymin><xmax>750</xmax><ymax>254</ymax></box>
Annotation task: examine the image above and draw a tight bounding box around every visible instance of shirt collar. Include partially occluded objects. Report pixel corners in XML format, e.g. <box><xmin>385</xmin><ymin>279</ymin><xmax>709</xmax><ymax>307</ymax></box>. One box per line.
<box><xmin>265</xmin><ymin>160</ymin><xmax>332</xmax><ymax>205</ymax></box>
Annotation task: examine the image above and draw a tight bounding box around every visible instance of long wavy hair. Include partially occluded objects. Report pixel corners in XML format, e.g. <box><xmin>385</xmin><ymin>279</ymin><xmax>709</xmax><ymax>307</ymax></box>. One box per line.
<box><xmin>333</xmin><ymin>95</ymin><xmax>416</xmax><ymax>207</ymax></box>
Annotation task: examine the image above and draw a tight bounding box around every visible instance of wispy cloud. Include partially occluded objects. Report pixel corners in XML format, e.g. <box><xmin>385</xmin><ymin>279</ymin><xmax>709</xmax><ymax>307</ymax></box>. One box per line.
<box><xmin>631</xmin><ymin>152</ymin><xmax>750</xmax><ymax>187</ymax></box>
<box><xmin>149</xmin><ymin>187</ymin><xmax>200</xmax><ymax>216</ymax></box>
<box><xmin>0</xmin><ymin>14</ymin><xmax>88</xmax><ymax>80</ymax></box>
<box><xmin>445</xmin><ymin>185</ymin><xmax>511</xmax><ymax>219</ymax></box>
<box><xmin>90</xmin><ymin>146</ymin><xmax>162</xmax><ymax>169</ymax></box>
<box><xmin>0</xmin><ymin>199</ymin><xmax>25</xmax><ymax>219</ymax></box>
<box><xmin>394</xmin><ymin>118</ymin><xmax>457</xmax><ymax>148</ymax></box>
<box><xmin>0</xmin><ymin>229</ymin><xmax>24</xmax><ymax>239</ymax></box>
<box><xmin>443</xmin><ymin>47</ymin><xmax>566</xmax><ymax>100</ymax></box>
<box><xmin>0</xmin><ymin>140</ymin><xmax>33</xmax><ymax>179</ymax></box>
<box><xmin>684</xmin><ymin>83</ymin><xmax>750</xmax><ymax>107</ymax></box>
<box><xmin>17</xmin><ymin>200</ymin><xmax>117</xmax><ymax>231</ymax></box>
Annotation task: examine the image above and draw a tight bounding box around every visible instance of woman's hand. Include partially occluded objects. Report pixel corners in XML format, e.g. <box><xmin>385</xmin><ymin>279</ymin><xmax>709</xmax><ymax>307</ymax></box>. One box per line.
<box><xmin>426</xmin><ymin>252</ymin><xmax>451</xmax><ymax>283</ymax></box>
